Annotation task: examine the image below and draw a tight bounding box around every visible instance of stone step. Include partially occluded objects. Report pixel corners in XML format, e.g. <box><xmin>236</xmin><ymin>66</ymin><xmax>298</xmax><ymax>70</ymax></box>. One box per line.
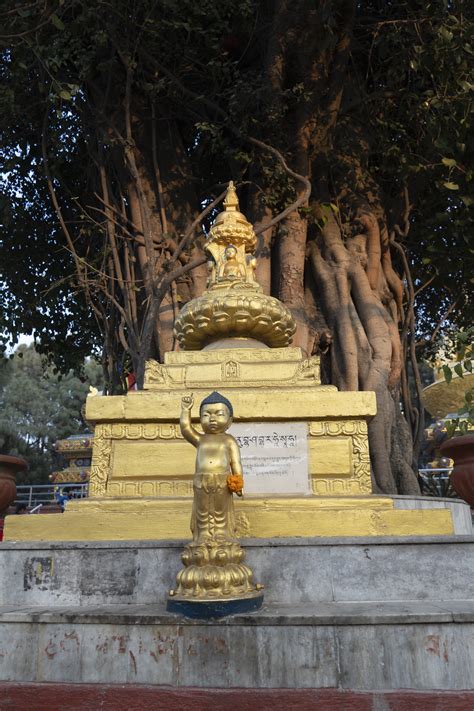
<box><xmin>0</xmin><ymin>599</ymin><xmax>473</xmax><ymax>625</ymax></box>
<box><xmin>1</xmin><ymin>536</ymin><xmax>473</xmax><ymax>607</ymax></box>
<box><xmin>0</xmin><ymin>600</ymin><xmax>472</xmax><ymax>690</ymax></box>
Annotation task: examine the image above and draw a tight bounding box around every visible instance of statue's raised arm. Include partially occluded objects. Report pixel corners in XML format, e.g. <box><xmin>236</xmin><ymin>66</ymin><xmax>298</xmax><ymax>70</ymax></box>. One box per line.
<box><xmin>180</xmin><ymin>394</ymin><xmax>201</xmax><ymax>447</ymax></box>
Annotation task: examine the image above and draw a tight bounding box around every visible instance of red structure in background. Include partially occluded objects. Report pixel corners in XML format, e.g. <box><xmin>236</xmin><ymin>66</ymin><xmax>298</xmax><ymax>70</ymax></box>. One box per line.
<box><xmin>0</xmin><ymin>454</ymin><xmax>28</xmax><ymax>541</ymax></box>
<box><xmin>127</xmin><ymin>372</ymin><xmax>137</xmax><ymax>390</ymax></box>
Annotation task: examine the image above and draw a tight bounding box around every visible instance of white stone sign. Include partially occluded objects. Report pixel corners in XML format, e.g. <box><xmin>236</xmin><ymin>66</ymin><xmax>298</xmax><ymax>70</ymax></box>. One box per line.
<box><xmin>229</xmin><ymin>422</ymin><xmax>310</xmax><ymax>495</ymax></box>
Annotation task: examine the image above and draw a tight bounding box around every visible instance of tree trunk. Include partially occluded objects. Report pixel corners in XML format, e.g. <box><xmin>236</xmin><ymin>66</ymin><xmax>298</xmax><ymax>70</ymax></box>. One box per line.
<box><xmin>277</xmin><ymin>209</ymin><xmax>309</xmax><ymax>351</ymax></box>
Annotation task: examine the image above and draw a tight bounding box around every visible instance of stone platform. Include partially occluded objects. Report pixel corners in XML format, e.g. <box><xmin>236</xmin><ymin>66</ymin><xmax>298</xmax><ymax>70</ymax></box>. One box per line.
<box><xmin>0</xmin><ymin>535</ymin><xmax>473</xmax><ymax>691</ymax></box>
<box><xmin>4</xmin><ymin>495</ymin><xmax>470</xmax><ymax>541</ymax></box>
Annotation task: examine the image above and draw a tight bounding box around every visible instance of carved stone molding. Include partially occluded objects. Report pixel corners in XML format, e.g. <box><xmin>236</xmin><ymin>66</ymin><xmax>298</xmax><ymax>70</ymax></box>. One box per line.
<box><xmin>222</xmin><ymin>359</ymin><xmax>240</xmax><ymax>380</ymax></box>
<box><xmin>235</xmin><ymin>512</ymin><xmax>251</xmax><ymax>537</ymax></box>
<box><xmin>309</xmin><ymin>420</ymin><xmax>368</xmax><ymax>437</ymax></box>
<box><xmin>89</xmin><ymin>425</ymin><xmax>113</xmax><ymax>497</ymax></box>
<box><xmin>89</xmin><ymin>424</ymin><xmax>185</xmax><ymax>497</ymax></box>
<box><xmin>295</xmin><ymin>357</ymin><xmax>320</xmax><ymax>382</ymax></box>
<box><xmin>166</xmin><ymin>348</ymin><xmax>303</xmax><ymax>364</ymax></box>
<box><xmin>311</xmin><ymin>478</ymin><xmax>370</xmax><ymax>495</ymax></box>
<box><xmin>109</xmin><ymin>424</ymin><xmax>183</xmax><ymax>440</ymax></box>
<box><xmin>144</xmin><ymin>361</ymin><xmax>168</xmax><ymax>386</ymax></box>
<box><xmin>144</xmin><ymin>352</ymin><xmax>334</xmax><ymax>390</ymax></box>
<box><xmin>107</xmin><ymin>480</ymin><xmax>193</xmax><ymax>497</ymax></box>
<box><xmin>89</xmin><ymin>417</ymin><xmax>372</xmax><ymax>499</ymax></box>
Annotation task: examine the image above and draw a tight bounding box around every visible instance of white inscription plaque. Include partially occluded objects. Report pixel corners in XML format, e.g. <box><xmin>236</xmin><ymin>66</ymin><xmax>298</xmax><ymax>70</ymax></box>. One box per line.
<box><xmin>229</xmin><ymin>422</ymin><xmax>310</xmax><ymax>495</ymax></box>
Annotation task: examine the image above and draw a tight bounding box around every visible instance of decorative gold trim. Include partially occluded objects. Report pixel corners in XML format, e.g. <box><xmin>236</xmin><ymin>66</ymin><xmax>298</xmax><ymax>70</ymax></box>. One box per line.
<box><xmin>89</xmin><ymin>419</ymin><xmax>372</xmax><ymax>497</ymax></box>
<box><xmin>309</xmin><ymin>420</ymin><xmax>368</xmax><ymax>437</ymax></box>
<box><xmin>222</xmin><ymin>359</ymin><xmax>240</xmax><ymax>380</ymax></box>
<box><xmin>165</xmin><ymin>347</ymin><xmax>303</xmax><ymax>364</ymax></box>
<box><xmin>311</xmin><ymin>478</ymin><xmax>369</xmax><ymax>495</ymax></box>
<box><xmin>295</xmin><ymin>357</ymin><xmax>321</xmax><ymax>382</ymax></box>
<box><xmin>309</xmin><ymin>420</ymin><xmax>372</xmax><ymax>495</ymax></box>
<box><xmin>144</xmin><ymin>361</ymin><xmax>168</xmax><ymax>385</ymax></box>
<box><xmin>89</xmin><ymin>425</ymin><xmax>113</xmax><ymax>497</ymax></box>
<box><xmin>107</xmin><ymin>480</ymin><xmax>193</xmax><ymax>497</ymax></box>
<box><xmin>109</xmin><ymin>424</ymin><xmax>183</xmax><ymax>439</ymax></box>
<box><xmin>145</xmin><ymin>351</ymin><xmax>334</xmax><ymax>390</ymax></box>
<box><xmin>89</xmin><ymin>424</ymin><xmax>190</xmax><ymax>497</ymax></box>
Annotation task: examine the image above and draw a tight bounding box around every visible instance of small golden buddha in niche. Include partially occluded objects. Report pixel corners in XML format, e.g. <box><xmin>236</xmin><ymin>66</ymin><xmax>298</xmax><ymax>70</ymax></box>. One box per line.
<box><xmin>180</xmin><ymin>391</ymin><xmax>244</xmax><ymax>544</ymax></box>
<box><xmin>219</xmin><ymin>244</ymin><xmax>246</xmax><ymax>281</ymax></box>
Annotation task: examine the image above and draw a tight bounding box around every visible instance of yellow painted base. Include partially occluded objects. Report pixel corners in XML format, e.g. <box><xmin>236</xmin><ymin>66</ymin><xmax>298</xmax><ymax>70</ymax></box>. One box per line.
<box><xmin>4</xmin><ymin>496</ymin><xmax>454</xmax><ymax>541</ymax></box>
<box><xmin>85</xmin><ymin>348</ymin><xmax>377</xmax><ymax>500</ymax></box>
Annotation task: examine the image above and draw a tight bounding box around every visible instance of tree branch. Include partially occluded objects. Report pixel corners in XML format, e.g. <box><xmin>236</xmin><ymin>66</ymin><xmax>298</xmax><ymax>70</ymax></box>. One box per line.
<box><xmin>248</xmin><ymin>137</ymin><xmax>312</xmax><ymax>235</ymax></box>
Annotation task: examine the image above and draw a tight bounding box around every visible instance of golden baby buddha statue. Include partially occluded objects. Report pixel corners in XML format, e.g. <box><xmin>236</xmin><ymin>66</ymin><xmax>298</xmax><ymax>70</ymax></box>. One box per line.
<box><xmin>167</xmin><ymin>391</ymin><xmax>263</xmax><ymax>618</ymax></box>
<box><xmin>181</xmin><ymin>391</ymin><xmax>243</xmax><ymax>543</ymax></box>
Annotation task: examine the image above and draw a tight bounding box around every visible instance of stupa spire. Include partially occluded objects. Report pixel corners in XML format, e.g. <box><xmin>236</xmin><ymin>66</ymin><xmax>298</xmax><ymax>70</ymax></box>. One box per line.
<box><xmin>223</xmin><ymin>180</ymin><xmax>239</xmax><ymax>211</ymax></box>
<box><xmin>173</xmin><ymin>180</ymin><xmax>296</xmax><ymax>350</ymax></box>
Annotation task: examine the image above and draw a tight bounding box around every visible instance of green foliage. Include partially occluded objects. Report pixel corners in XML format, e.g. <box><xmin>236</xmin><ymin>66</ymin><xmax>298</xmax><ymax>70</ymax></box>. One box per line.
<box><xmin>442</xmin><ymin>327</ymin><xmax>474</xmax><ymax>437</ymax></box>
<box><xmin>0</xmin><ymin>345</ymin><xmax>102</xmax><ymax>483</ymax></box>
<box><xmin>0</xmin><ymin>0</ymin><xmax>472</xmax><ymax>374</ymax></box>
<box><xmin>343</xmin><ymin>3</ymin><xmax>474</xmax><ymax>345</ymax></box>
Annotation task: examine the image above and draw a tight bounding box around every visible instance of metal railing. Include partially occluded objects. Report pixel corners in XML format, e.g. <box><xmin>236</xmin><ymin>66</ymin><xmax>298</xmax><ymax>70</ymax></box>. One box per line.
<box><xmin>418</xmin><ymin>467</ymin><xmax>455</xmax><ymax>498</ymax></box>
<box><xmin>15</xmin><ymin>483</ymin><xmax>89</xmax><ymax>508</ymax></box>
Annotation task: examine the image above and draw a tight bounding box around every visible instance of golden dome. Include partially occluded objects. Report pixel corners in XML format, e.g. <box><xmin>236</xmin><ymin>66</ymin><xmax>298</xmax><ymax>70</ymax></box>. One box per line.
<box><xmin>174</xmin><ymin>290</ymin><xmax>296</xmax><ymax>350</ymax></box>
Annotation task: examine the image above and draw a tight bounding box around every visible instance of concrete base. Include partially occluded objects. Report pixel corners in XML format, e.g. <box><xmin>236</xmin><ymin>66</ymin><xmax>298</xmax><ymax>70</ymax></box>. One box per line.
<box><xmin>0</xmin><ymin>536</ymin><xmax>473</xmax><ymax>690</ymax></box>
<box><xmin>0</xmin><ymin>601</ymin><xmax>473</xmax><ymax>690</ymax></box>
<box><xmin>391</xmin><ymin>495</ymin><xmax>472</xmax><ymax>535</ymax></box>
<box><xmin>2</xmin><ymin>535</ymin><xmax>473</xmax><ymax>607</ymax></box>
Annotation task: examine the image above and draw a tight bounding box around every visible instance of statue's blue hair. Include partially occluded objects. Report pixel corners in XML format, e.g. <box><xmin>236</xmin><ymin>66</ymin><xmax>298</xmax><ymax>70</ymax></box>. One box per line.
<box><xmin>200</xmin><ymin>391</ymin><xmax>233</xmax><ymax>417</ymax></box>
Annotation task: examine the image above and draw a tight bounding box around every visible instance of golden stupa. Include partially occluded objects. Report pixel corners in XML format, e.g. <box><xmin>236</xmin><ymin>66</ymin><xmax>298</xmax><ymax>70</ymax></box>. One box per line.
<box><xmin>174</xmin><ymin>181</ymin><xmax>295</xmax><ymax>350</ymax></box>
<box><xmin>5</xmin><ymin>183</ymin><xmax>453</xmax><ymax>541</ymax></box>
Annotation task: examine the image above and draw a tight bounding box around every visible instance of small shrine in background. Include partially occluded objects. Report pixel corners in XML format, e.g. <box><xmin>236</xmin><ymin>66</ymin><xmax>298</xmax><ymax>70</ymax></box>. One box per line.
<box><xmin>423</xmin><ymin>361</ymin><xmax>474</xmax><ymax>423</ymax></box>
<box><xmin>422</xmin><ymin>357</ymin><xmax>474</xmax><ymax>468</ymax></box>
<box><xmin>50</xmin><ymin>434</ymin><xmax>93</xmax><ymax>486</ymax></box>
<box><xmin>420</xmin><ymin>358</ymin><xmax>474</xmax><ymax>498</ymax></box>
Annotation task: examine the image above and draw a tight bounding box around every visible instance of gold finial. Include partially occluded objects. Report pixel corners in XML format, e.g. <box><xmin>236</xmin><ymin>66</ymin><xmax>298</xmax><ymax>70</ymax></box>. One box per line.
<box><xmin>223</xmin><ymin>180</ymin><xmax>239</xmax><ymax>211</ymax></box>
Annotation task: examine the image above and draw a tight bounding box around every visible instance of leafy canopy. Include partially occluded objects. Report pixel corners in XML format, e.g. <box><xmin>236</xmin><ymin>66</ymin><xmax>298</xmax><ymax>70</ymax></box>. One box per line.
<box><xmin>0</xmin><ymin>344</ymin><xmax>102</xmax><ymax>482</ymax></box>
<box><xmin>0</xmin><ymin>0</ymin><xmax>472</xmax><ymax>372</ymax></box>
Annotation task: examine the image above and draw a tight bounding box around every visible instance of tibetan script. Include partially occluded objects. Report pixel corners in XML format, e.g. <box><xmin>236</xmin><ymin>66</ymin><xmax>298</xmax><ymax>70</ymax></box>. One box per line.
<box><xmin>229</xmin><ymin>422</ymin><xmax>310</xmax><ymax>495</ymax></box>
